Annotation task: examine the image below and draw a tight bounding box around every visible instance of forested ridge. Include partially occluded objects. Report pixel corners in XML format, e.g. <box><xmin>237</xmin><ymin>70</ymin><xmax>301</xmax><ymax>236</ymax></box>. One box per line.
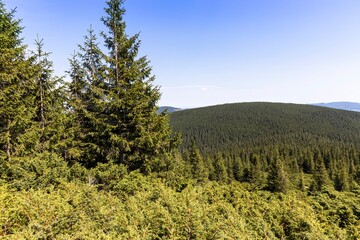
<box><xmin>170</xmin><ymin>102</ymin><xmax>360</xmax><ymax>152</ymax></box>
<box><xmin>1</xmin><ymin>0</ymin><xmax>360</xmax><ymax>239</ymax></box>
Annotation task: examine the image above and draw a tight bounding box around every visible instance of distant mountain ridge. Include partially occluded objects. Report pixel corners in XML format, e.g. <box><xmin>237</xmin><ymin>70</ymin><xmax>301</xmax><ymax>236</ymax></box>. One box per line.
<box><xmin>158</xmin><ymin>106</ymin><xmax>181</xmax><ymax>113</ymax></box>
<box><xmin>160</xmin><ymin>102</ymin><xmax>360</xmax><ymax>113</ymax></box>
<box><xmin>312</xmin><ymin>102</ymin><xmax>360</xmax><ymax>112</ymax></box>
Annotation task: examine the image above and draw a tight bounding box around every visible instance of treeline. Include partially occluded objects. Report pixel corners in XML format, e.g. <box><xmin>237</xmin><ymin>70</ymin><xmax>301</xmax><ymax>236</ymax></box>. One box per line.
<box><xmin>181</xmin><ymin>142</ymin><xmax>360</xmax><ymax>193</ymax></box>
<box><xmin>1</xmin><ymin>0</ymin><xmax>360</xmax><ymax>238</ymax></box>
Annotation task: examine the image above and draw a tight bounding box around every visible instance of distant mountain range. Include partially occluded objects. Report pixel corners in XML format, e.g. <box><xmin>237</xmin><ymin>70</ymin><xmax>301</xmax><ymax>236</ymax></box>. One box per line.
<box><xmin>312</xmin><ymin>102</ymin><xmax>360</xmax><ymax>112</ymax></box>
<box><xmin>157</xmin><ymin>106</ymin><xmax>181</xmax><ymax>113</ymax></box>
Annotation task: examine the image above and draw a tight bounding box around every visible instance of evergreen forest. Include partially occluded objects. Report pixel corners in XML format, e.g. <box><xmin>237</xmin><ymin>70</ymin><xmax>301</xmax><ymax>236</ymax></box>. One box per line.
<box><xmin>1</xmin><ymin>1</ymin><xmax>360</xmax><ymax>239</ymax></box>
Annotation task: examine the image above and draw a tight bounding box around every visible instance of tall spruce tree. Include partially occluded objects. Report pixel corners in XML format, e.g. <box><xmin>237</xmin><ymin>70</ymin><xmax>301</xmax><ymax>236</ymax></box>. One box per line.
<box><xmin>0</xmin><ymin>2</ymin><xmax>37</xmax><ymax>160</ymax></box>
<box><xmin>310</xmin><ymin>151</ymin><xmax>330</xmax><ymax>192</ymax></box>
<box><xmin>214</xmin><ymin>153</ymin><xmax>228</xmax><ymax>183</ymax></box>
<box><xmin>68</xmin><ymin>27</ymin><xmax>108</xmax><ymax>164</ymax></box>
<box><xmin>32</xmin><ymin>37</ymin><xmax>66</xmax><ymax>153</ymax></box>
<box><xmin>188</xmin><ymin>142</ymin><xmax>208</xmax><ymax>182</ymax></box>
<box><xmin>267</xmin><ymin>155</ymin><xmax>289</xmax><ymax>194</ymax></box>
<box><xmin>65</xmin><ymin>53</ymin><xmax>87</xmax><ymax>160</ymax></box>
<box><xmin>69</xmin><ymin>0</ymin><xmax>177</xmax><ymax>171</ymax></box>
<box><xmin>334</xmin><ymin>163</ymin><xmax>350</xmax><ymax>191</ymax></box>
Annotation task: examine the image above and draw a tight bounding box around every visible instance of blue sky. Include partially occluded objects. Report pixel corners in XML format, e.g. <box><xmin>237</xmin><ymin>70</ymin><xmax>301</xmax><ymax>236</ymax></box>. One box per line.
<box><xmin>4</xmin><ymin>0</ymin><xmax>360</xmax><ymax>108</ymax></box>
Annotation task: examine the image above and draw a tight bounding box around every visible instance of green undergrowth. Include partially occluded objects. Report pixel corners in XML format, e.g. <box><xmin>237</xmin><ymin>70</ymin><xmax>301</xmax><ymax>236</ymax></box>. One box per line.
<box><xmin>1</xmin><ymin>170</ymin><xmax>359</xmax><ymax>239</ymax></box>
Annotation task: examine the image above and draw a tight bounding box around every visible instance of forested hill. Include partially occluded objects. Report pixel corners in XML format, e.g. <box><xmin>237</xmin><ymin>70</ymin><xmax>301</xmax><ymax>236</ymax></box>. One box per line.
<box><xmin>170</xmin><ymin>102</ymin><xmax>360</xmax><ymax>153</ymax></box>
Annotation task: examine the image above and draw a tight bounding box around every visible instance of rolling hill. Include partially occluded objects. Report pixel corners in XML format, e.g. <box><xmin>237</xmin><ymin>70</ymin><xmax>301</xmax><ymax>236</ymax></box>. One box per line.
<box><xmin>170</xmin><ymin>102</ymin><xmax>360</xmax><ymax>153</ymax></box>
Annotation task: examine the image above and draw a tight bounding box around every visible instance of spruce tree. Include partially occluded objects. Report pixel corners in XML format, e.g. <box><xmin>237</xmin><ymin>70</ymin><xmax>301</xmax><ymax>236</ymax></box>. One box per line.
<box><xmin>68</xmin><ymin>27</ymin><xmax>107</xmax><ymax>165</ymax></box>
<box><xmin>302</xmin><ymin>150</ymin><xmax>314</xmax><ymax>174</ymax></box>
<box><xmin>226</xmin><ymin>155</ymin><xmax>235</xmax><ymax>181</ymax></box>
<box><xmin>0</xmin><ymin>2</ymin><xmax>37</xmax><ymax>160</ymax></box>
<box><xmin>214</xmin><ymin>153</ymin><xmax>228</xmax><ymax>183</ymax></box>
<box><xmin>32</xmin><ymin>37</ymin><xmax>66</xmax><ymax>152</ymax></box>
<box><xmin>65</xmin><ymin>53</ymin><xmax>87</xmax><ymax>160</ymax></box>
<box><xmin>205</xmin><ymin>156</ymin><xmax>216</xmax><ymax>181</ymax></box>
<box><xmin>69</xmin><ymin>0</ymin><xmax>177</xmax><ymax>171</ymax></box>
<box><xmin>334</xmin><ymin>164</ymin><xmax>350</xmax><ymax>191</ymax></box>
<box><xmin>233</xmin><ymin>156</ymin><xmax>243</xmax><ymax>182</ymax></box>
<box><xmin>310</xmin><ymin>151</ymin><xmax>330</xmax><ymax>192</ymax></box>
<box><xmin>298</xmin><ymin>170</ymin><xmax>306</xmax><ymax>191</ymax></box>
<box><xmin>267</xmin><ymin>156</ymin><xmax>289</xmax><ymax>194</ymax></box>
<box><xmin>244</xmin><ymin>154</ymin><xmax>266</xmax><ymax>188</ymax></box>
<box><xmin>188</xmin><ymin>142</ymin><xmax>208</xmax><ymax>182</ymax></box>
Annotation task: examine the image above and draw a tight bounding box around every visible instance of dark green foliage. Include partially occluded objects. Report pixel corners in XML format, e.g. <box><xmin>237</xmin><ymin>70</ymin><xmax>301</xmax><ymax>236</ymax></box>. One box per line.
<box><xmin>170</xmin><ymin>102</ymin><xmax>360</xmax><ymax>153</ymax></box>
<box><xmin>188</xmin><ymin>142</ymin><xmax>208</xmax><ymax>182</ymax></box>
<box><xmin>68</xmin><ymin>1</ymin><xmax>178</xmax><ymax>171</ymax></box>
<box><xmin>302</xmin><ymin>149</ymin><xmax>315</xmax><ymax>174</ymax></box>
<box><xmin>299</xmin><ymin>170</ymin><xmax>306</xmax><ymax>191</ymax></box>
<box><xmin>267</xmin><ymin>155</ymin><xmax>289</xmax><ymax>194</ymax></box>
<box><xmin>67</xmin><ymin>27</ymin><xmax>109</xmax><ymax>165</ymax></box>
<box><xmin>213</xmin><ymin>153</ymin><xmax>228</xmax><ymax>183</ymax></box>
<box><xmin>233</xmin><ymin>156</ymin><xmax>244</xmax><ymax>181</ymax></box>
<box><xmin>65</xmin><ymin>53</ymin><xmax>87</xmax><ymax>161</ymax></box>
<box><xmin>0</xmin><ymin>3</ymin><xmax>37</xmax><ymax>160</ymax></box>
<box><xmin>334</xmin><ymin>164</ymin><xmax>350</xmax><ymax>192</ymax></box>
<box><xmin>31</xmin><ymin>38</ymin><xmax>67</xmax><ymax>154</ymax></box>
<box><xmin>171</xmin><ymin>102</ymin><xmax>360</xmax><ymax>192</ymax></box>
<box><xmin>89</xmin><ymin>161</ymin><xmax>128</xmax><ymax>190</ymax></box>
<box><xmin>0</xmin><ymin>4</ymin><xmax>66</xmax><ymax>161</ymax></box>
<box><xmin>310</xmin><ymin>151</ymin><xmax>330</xmax><ymax>193</ymax></box>
<box><xmin>242</xmin><ymin>153</ymin><xmax>267</xmax><ymax>189</ymax></box>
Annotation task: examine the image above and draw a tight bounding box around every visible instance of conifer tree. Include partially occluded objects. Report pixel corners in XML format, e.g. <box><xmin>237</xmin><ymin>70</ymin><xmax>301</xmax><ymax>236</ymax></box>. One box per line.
<box><xmin>0</xmin><ymin>2</ymin><xmax>37</xmax><ymax>160</ymax></box>
<box><xmin>334</xmin><ymin>164</ymin><xmax>350</xmax><ymax>191</ymax></box>
<box><xmin>214</xmin><ymin>153</ymin><xmax>228</xmax><ymax>183</ymax></box>
<box><xmin>233</xmin><ymin>156</ymin><xmax>243</xmax><ymax>182</ymax></box>
<box><xmin>205</xmin><ymin>156</ymin><xmax>216</xmax><ymax>181</ymax></box>
<box><xmin>298</xmin><ymin>170</ymin><xmax>306</xmax><ymax>191</ymax></box>
<box><xmin>68</xmin><ymin>27</ymin><xmax>107</xmax><ymax>164</ymax></box>
<box><xmin>302</xmin><ymin>150</ymin><xmax>314</xmax><ymax>174</ymax></box>
<box><xmin>226</xmin><ymin>155</ymin><xmax>235</xmax><ymax>181</ymax></box>
<box><xmin>243</xmin><ymin>154</ymin><xmax>266</xmax><ymax>188</ymax></box>
<box><xmin>69</xmin><ymin>0</ymin><xmax>177</xmax><ymax>171</ymax></box>
<box><xmin>267</xmin><ymin>156</ymin><xmax>289</xmax><ymax>194</ymax></box>
<box><xmin>31</xmin><ymin>37</ymin><xmax>66</xmax><ymax>152</ymax></box>
<box><xmin>188</xmin><ymin>142</ymin><xmax>208</xmax><ymax>182</ymax></box>
<box><xmin>310</xmin><ymin>151</ymin><xmax>330</xmax><ymax>192</ymax></box>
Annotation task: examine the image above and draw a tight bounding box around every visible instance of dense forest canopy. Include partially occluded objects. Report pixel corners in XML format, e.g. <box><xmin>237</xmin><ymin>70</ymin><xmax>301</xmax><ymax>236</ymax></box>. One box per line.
<box><xmin>170</xmin><ymin>102</ymin><xmax>360</xmax><ymax>154</ymax></box>
<box><xmin>0</xmin><ymin>1</ymin><xmax>359</xmax><ymax>239</ymax></box>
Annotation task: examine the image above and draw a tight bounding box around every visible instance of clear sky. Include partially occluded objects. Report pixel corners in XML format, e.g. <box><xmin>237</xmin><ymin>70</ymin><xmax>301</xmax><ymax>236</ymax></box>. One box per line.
<box><xmin>4</xmin><ymin>0</ymin><xmax>360</xmax><ymax>108</ymax></box>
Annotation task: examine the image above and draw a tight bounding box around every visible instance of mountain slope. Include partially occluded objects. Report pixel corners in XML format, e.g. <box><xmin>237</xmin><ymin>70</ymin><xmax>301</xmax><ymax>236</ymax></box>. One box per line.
<box><xmin>170</xmin><ymin>102</ymin><xmax>360</xmax><ymax>153</ymax></box>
